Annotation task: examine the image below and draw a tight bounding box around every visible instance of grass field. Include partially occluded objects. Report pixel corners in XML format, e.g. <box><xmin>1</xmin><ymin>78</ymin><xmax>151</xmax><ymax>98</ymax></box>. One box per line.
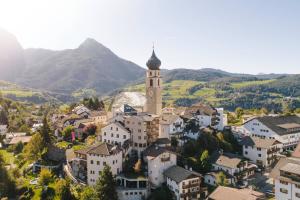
<box><xmin>231</xmin><ymin>79</ymin><xmax>275</xmax><ymax>89</ymax></box>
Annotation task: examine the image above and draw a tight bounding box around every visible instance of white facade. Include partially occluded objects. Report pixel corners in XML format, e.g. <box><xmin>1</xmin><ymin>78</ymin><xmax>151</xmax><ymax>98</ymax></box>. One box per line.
<box><xmin>100</xmin><ymin>122</ymin><xmax>131</xmax><ymax>146</ymax></box>
<box><xmin>146</xmin><ymin>151</ymin><xmax>177</xmax><ymax>187</ymax></box>
<box><xmin>0</xmin><ymin>125</ymin><xmax>7</xmax><ymax>135</ymax></box>
<box><xmin>160</xmin><ymin>116</ymin><xmax>184</xmax><ymax>138</ymax></box>
<box><xmin>274</xmin><ymin>178</ymin><xmax>300</xmax><ymax>200</ymax></box>
<box><xmin>194</xmin><ymin>108</ymin><xmax>226</xmax><ymax>131</ymax></box>
<box><xmin>166</xmin><ymin>176</ymin><xmax>201</xmax><ymax>200</ymax></box>
<box><xmin>243</xmin><ymin>118</ymin><xmax>300</xmax><ymax>150</ymax></box>
<box><xmin>87</xmin><ymin>149</ymin><xmax>122</xmax><ymax>185</ymax></box>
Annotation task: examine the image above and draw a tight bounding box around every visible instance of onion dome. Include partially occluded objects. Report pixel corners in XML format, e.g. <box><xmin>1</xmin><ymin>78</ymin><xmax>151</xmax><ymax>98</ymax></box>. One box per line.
<box><xmin>146</xmin><ymin>50</ymin><xmax>161</xmax><ymax>70</ymax></box>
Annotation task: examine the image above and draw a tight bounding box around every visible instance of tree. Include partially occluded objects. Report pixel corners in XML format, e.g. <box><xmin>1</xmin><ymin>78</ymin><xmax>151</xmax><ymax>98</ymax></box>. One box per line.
<box><xmin>198</xmin><ymin>150</ymin><xmax>211</xmax><ymax>173</ymax></box>
<box><xmin>95</xmin><ymin>165</ymin><xmax>118</xmax><ymax>200</ymax></box>
<box><xmin>39</xmin><ymin>168</ymin><xmax>52</xmax><ymax>186</ymax></box>
<box><xmin>80</xmin><ymin>186</ymin><xmax>98</xmax><ymax>200</ymax></box>
<box><xmin>23</xmin><ymin>133</ymin><xmax>45</xmax><ymax>161</ymax></box>
<box><xmin>133</xmin><ymin>159</ymin><xmax>142</xmax><ymax>174</ymax></box>
<box><xmin>147</xmin><ymin>185</ymin><xmax>173</xmax><ymax>200</ymax></box>
<box><xmin>55</xmin><ymin>179</ymin><xmax>72</xmax><ymax>200</ymax></box>
<box><xmin>84</xmin><ymin>124</ymin><xmax>97</xmax><ymax>136</ymax></box>
<box><xmin>216</xmin><ymin>171</ymin><xmax>229</xmax><ymax>186</ymax></box>
<box><xmin>235</xmin><ymin>107</ymin><xmax>244</xmax><ymax>119</ymax></box>
<box><xmin>171</xmin><ymin>137</ymin><xmax>178</xmax><ymax>147</ymax></box>
<box><xmin>41</xmin><ymin>116</ymin><xmax>51</xmax><ymax>145</ymax></box>
<box><xmin>13</xmin><ymin>141</ymin><xmax>24</xmax><ymax>154</ymax></box>
<box><xmin>62</xmin><ymin>125</ymin><xmax>74</xmax><ymax>140</ymax></box>
<box><xmin>0</xmin><ymin>109</ymin><xmax>8</xmax><ymax>125</ymax></box>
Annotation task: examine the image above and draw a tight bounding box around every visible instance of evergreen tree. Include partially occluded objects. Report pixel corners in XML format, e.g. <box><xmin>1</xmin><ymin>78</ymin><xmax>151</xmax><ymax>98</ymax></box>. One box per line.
<box><xmin>55</xmin><ymin>179</ymin><xmax>72</xmax><ymax>200</ymax></box>
<box><xmin>0</xmin><ymin>109</ymin><xmax>8</xmax><ymax>125</ymax></box>
<box><xmin>216</xmin><ymin>171</ymin><xmax>229</xmax><ymax>186</ymax></box>
<box><xmin>80</xmin><ymin>186</ymin><xmax>98</xmax><ymax>200</ymax></box>
<box><xmin>198</xmin><ymin>150</ymin><xmax>211</xmax><ymax>173</ymax></box>
<box><xmin>41</xmin><ymin>116</ymin><xmax>51</xmax><ymax>145</ymax></box>
<box><xmin>95</xmin><ymin>165</ymin><xmax>118</xmax><ymax>200</ymax></box>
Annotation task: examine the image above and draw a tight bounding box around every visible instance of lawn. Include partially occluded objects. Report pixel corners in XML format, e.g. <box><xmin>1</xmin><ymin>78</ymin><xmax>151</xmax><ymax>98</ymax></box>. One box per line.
<box><xmin>231</xmin><ymin>79</ymin><xmax>275</xmax><ymax>89</ymax></box>
<box><xmin>0</xmin><ymin>149</ymin><xmax>15</xmax><ymax>165</ymax></box>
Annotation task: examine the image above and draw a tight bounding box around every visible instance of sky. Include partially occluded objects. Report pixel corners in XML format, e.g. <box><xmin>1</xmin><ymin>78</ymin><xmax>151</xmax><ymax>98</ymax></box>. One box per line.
<box><xmin>0</xmin><ymin>0</ymin><xmax>299</xmax><ymax>74</ymax></box>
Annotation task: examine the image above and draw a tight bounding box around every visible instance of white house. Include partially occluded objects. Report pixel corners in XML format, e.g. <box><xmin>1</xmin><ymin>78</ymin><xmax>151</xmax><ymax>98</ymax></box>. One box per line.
<box><xmin>182</xmin><ymin>103</ymin><xmax>227</xmax><ymax>131</ymax></box>
<box><xmin>164</xmin><ymin>166</ymin><xmax>205</xmax><ymax>200</ymax></box>
<box><xmin>210</xmin><ymin>151</ymin><xmax>256</xmax><ymax>181</ymax></box>
<box><xmin>76</xmin><ymin>143</ymin><xmax>123</xmax><ymax>185</ymax></box>
<box><xmin>100</xmin><ymin>121</ymin><xmax>131</xmax><ymax>146</ymax></box>
<box><xmin>243</xmin><ymin>115</ymin><xmax>300</xmax><ymax>150</ymax></box>
<box><xmin>116</xmin><ymin>174</ymin><xmax>149</xmax><ymax>200</ymax></box>
<box><xmin>204</xmin><ymin>171</ymin><xmax>235</xmax><ymax>186</ymax></box>
<box><xmin>159</xmin><ymin>115</ymin><xmax>184</xmax><ymax>138</ymax></box>
<box><xmin>270</xmin><ymin>157</ymin><xmax>300</xmax><ymax>200</ymax></box>
<box><xmin>241</xmin><ymin>136</ymin><xmax>282</xmax><ymax>168</ymax></box>
<box><xmin>72</xmin><ymin>104</ymin><xmax>91</xmax><ymax>117</ymax></box>
<box><xmin>0</xmin><ymin>125</ymin><xmax>7</xmax><ymax>135</ymax></box>
<box><xmin>143</xmin><ymin>145</ymin><xmax>177</xmax><ymax>188</ymax></box>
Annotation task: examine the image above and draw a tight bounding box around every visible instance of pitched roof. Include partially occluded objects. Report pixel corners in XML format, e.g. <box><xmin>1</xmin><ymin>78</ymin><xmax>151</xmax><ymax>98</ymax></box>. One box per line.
<box><xmin>154</xmin><ymin>138</ymin><xmax>171</xmax><ymax>145</ymax></box>
<box><xmin>280</xmin><ymin>163</ymin><xmax>300</xmax><ymax>175</ymax></box>
<box><xmin>269</xmin><ymin>157</ymin><xmax>300</xmax><ymax>179</ymax></box>
<box><xmin>240</xmin><ymin>136</ymin><xmax>281</xmax><ymax>149</ymax></box>
<box><xmin>210</xmin><ymin>151</ymin><xmax>243</xmax><ymax>169</ymax></box>
<box><xmin>143</xmin><ymin>145</ymin><xmax>175</xmax><ymax>159</ymax></box>
<box><xmin>251</xmin><ymin>115</ymin><xmax>300</xmax><ymax>136</ymax></box>
<box><xmin>207</xmin><ymin>186</ymin><xmax>265</xmax><ymax>200</ymax></box>
<box><xmin>292</xmin><ymin>142</ymin><xmax>300</xmax><ymax>158</ymax></box>
<box><xmin>75</xmin><ymin>143</ymin><xmax>121</xmax><ymax>156</ymax></box>
<box><xmin>160</xmin><ymin>115</ymin><xmax>181</xmax><ymax>125</ymax></box>
<box><xmin>164</xmin><ymin>166</ymin><xmax>202</xmax><ymax>183</ymax></box>
<box><xmin>8</xmin><ymin>136</ymin><xmax>32</xmax><ymax>144</ymax></box>
<box><xmin>183</xmin><ymin>103</ymin><xmax>217</xmax><ymax>118</ymax></box>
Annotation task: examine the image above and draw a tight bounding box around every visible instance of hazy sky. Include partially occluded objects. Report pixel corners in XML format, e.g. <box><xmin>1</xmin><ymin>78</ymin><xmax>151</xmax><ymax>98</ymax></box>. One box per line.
<box><xmin>0</xmin><ymin>0</ymin><xmax>299</xmax><ymax>74</ymax></box>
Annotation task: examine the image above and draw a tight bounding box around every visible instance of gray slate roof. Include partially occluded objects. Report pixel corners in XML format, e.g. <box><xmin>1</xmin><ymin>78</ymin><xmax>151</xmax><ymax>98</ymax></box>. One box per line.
<box><xmin>164</xmin><ymin>166</ymin><xmax>202</xmax><ymax>183</ymax></box>
<box><xmin>240</xmin><ymin>136</ymin><xmax>281</xmax><ymax>149</ymax></box>
<box><xmin>253</xmin><ymin>115</ymin><xmax>300</xmax><ymax>136</ymax></box>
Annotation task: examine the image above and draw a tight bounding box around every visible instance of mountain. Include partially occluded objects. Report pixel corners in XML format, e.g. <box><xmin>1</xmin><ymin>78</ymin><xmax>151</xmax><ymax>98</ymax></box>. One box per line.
<box><xmin>0</xmin><ymin>28</ymin><xmax>25</xmax><ymax>81</ymax></box>
<box><xmin>19</xmin><ymin>38</ymin><xmax>145</xmax><ymax>95</ymax></box>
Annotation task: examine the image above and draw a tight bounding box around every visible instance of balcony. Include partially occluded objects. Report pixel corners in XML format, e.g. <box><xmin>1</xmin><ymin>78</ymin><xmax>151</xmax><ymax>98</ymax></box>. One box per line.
<box><xmin>182</xmin><ymin>182</ymin><xmax>201</xmax><ymax>189</ymax></box>
<box><xmin>267</xmin><ymin>148</ymin><xmax>280</xmax><ymax>154</ymax></box>
<box><xmin>161</xmin><ymin>157</ymin><xmax>170</xmax><ymax>162</ymax></box>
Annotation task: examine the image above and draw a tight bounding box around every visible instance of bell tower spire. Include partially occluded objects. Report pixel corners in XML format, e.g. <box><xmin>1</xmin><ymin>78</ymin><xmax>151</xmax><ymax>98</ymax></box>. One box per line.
<box><xmin>144</xmin><ymin>48</ymin><xmax>162</xmax><ymax>115</ymax></box>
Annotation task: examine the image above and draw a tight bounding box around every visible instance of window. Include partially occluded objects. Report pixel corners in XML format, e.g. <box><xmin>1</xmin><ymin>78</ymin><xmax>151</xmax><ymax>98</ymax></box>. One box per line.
<box><xmin>296</xmin><ymin>193</ymin><xmax>300</xmax><ymax>198</ymax></box>
<box><xmin>116</xmin><ymin>134</ymin><xmax>119</xmax><ymax>138</ymax></box>
<box><xmin>158</xmin><ymin>79</ymin><xmax>160</xmax><ymax>86</ymax></box>
<box><xmin>150</xmin><ymin>79</ymin><xmax>153</xmax><ymax>86</ymax></box>
<box><xmin>104</xmin><ymin>132</ymin><xmax>106</xmax><ymax>136</ymax></box>
<box><xmin>245</xmin><ymin>145</ymin><xmax>248</xmax><ymax>149</ymax></box>
<box><xmin>111</xmin><ymin>133</ymin><xmax>114</xmax><ymax>137</ymax></box>
<box><xmin>245</xmin><ymin>151</ymin><xmax>248</xmax><ymax>155</ymax></box>
<box><xmin>280</xmin><ymin>188</ymin><xmax>288</xmax><ymax>194</ymax></box>
<box><xmin>103</xmin><ymin>162</ymin><xmax>106</xmax><ymax>166</ymax></box>
<box><xmin>138</xmin><ymin>136</ymin><xmax>141</xmax><ymax>140</ymax></box>
<box><xmin>97</xmin><ymin>161</ymin><xmax>100</xmax><ymax>165</ymax></box>
<box><xmin>258</xmin><ymin>154</ymin><xmax>261</xmax><ymax>157</ymax></box>
<box><xmin>280</xmin><ymin>180</ymin><xmax>288</xmax><ymax>185</ymax></box>
<box><xmin>90</xmin><ymin>160</ymin><xmax>94</xmax><ymax>164</ymax></box>
<box><xmin>257</xmin><ymin>147</ymin><xmax>261</xmax><ymax>151</ymax></box>
<box><xmin>138</xmin><ymin>129</ymin><xmax>141</xmax><ymax>133</ymax></box>
<box><xmin>123</xmin><ymin>135</ymin><xmax>126</xmax><ymax>139</ymax></box>
<box><xmin>296</xmin><ymin>184</ymin><xmax>300</xmax><ymax>189</ymax></box>
<box><xmin>111</xmin><ymin>127</ymin><xmax>113</xmax><ymax>130</ymax></box>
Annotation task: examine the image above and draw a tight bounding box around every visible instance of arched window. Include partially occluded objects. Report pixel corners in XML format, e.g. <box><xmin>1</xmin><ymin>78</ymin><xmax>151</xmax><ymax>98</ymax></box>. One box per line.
<box><xmin>149</xmin><ymin>72</ymin><xmax>152</xmax><ymax>76</ymax></box>
<box><xmin>158</xmin><ymin>79</ymin><xmax>160</xmax><ymax>86</ymax></box>
<box><xmin>150</xmin><ymin>79</ymin><xmax>153</xmax><ymax>86</ymax></box>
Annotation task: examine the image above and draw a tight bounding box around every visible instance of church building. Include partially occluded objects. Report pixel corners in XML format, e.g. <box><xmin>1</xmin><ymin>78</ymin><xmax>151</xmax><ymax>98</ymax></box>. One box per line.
<box><xmin>144</xmin><ymin>50</ymin><xmax>163</xmax><ymax>116</ymax></box>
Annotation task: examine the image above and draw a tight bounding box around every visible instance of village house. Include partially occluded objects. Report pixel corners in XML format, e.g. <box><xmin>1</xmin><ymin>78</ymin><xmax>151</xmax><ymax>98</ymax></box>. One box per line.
<box><xmin>270</xmin><ymin>156</ymin><xmax>300</xmax><ymax>200</ymax></box>
<box><xmin>207</xmin><ymin>186</ymin><xmax>265</xmax><ymax>200</ymax></box>
<box><xmin>99</xmin><ymin>121</ymin><xmax>131</xmax><ymax>146</ymax></box>
<box><xmin>124</xmin><ymin>113</ymin><xmax>160</xmax><ymax>157</ymax></box>
<box><xmin>159</xmin><ymin>114</ymin><xmax>184</xmax><ymax>138</ymax></box>
<box><xmin>243</xmin><ymin>115</ymin><xmax>300</xmax><ymax>150</ymax></box>
<box><xmin>241</xmin><ymin>136</ymin><xmax>282</xmax><ymax>168</ymax></box>
<box><xmin>0</xmin><ymin>124</ymin><xmax>7</xmax><ymax>135</ymax></box>
<box><xmin>116</xmin><ymin>174</ymin><xmax>149</xmax><ymax>200</ymax></box>
<box><xmin>164</xmin><ymin>165</ymin><xmax>206</xmax><ymax>200</ymax></box>
<box><xmin>90</xmin><ymin>110</ymin><xmax>107</xmax><ymax>125</ymax></box>
<box><xmin>204</xmin><ymin>171</ymin><xmax>235</xmax><ymax>187</ymax></box>
<box><xmin>143</xmin><ymin>145</ymin><xmax>177</xmax><ymax>188</ymax></box>
<box><xmin>183</xmin><ymin>103</ymin><xmax>227</xmax><ymax>131</ymax></box>
<box><xmin>210</xmin><ymin>151</ymin><xmax>256</xmax><ymax>185</ymax></box>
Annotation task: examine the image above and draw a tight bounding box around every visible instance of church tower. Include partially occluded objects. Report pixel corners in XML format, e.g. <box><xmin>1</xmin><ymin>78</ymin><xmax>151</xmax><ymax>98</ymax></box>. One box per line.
<box><xmin>145</xmin><ymin>49</ymin><xmax>162</xmax><ymax>115</ymax></box>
